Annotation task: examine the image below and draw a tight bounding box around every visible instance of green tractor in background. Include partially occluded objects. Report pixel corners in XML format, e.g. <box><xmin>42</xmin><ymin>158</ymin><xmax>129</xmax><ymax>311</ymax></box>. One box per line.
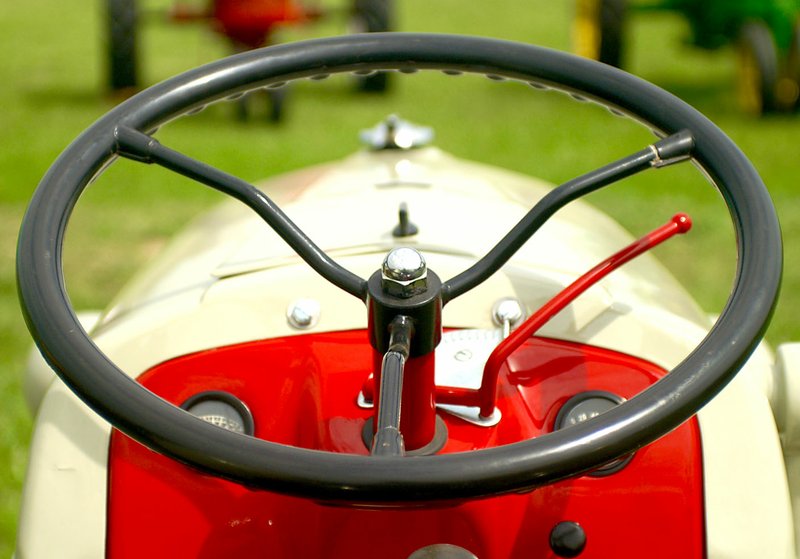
<box><xmin>574</xmin><ymin>0</ymin><xmax>800</xmax><ymax>114</ymax></box>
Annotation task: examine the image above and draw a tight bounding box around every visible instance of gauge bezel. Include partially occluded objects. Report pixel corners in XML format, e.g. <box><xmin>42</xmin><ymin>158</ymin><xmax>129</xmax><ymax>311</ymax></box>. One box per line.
<box><xmin>554</xmin><ymin>391</ymin><xmax>634</xmax><ymax>476</ymax></box>
<box><xmin>181</xmin><ymin>390</ymin><xmax>255</xmax><ymax>437</ymax></box>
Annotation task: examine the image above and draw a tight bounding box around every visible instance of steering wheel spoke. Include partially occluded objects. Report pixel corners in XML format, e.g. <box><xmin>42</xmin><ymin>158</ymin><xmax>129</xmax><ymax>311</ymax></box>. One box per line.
<box><xmin>114</xmin><ymin>125</ymin><xmax>367</xmax><ymax>300</ymax></box>
<box><xmin>442</xmin><ymin>129</ymin><xmax>695</xmax><ymax>302</ymax></box>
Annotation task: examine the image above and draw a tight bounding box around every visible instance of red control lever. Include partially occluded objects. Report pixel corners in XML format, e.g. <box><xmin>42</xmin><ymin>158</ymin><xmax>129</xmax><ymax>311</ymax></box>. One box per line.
<box><xmin>475</xmin><ymin>213</ymin><xmax>692</xmax><ymax>418</ymax></box>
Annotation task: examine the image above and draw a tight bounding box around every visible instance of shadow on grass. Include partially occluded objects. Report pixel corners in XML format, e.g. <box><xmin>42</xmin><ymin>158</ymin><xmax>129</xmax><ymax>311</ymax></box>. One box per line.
<box><xmin>22</xmin><ymin>85</ymin><xmax>116</xmax><ymax>110</ymax></box>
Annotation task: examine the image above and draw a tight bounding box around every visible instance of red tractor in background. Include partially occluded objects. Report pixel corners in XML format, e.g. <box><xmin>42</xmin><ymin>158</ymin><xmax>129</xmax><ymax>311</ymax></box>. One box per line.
<box><xmin>107</xmin><ymin>0</ymin><xmax>392</xmax><ymax>120</ymax></box>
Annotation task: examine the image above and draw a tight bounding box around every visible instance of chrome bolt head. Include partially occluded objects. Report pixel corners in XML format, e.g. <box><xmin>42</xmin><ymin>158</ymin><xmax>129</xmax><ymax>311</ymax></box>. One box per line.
<box><xmin>286</xmin><ymin>298</ymin><xmax>321</xmax><ymax>330</ymax></box>
<box><xmin>381</xmin><ymin>247</ymin><xmax>427</xmax><ymax>298</ymax></box>
<box><xmin>492</xmin><ymin>297</ymin><xmax>526</xmax><ymax>338</ymax></box>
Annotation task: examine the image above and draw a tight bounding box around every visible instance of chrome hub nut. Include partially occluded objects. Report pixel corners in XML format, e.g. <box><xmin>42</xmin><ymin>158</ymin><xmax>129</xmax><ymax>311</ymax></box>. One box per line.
<box><xmin>381</xmin><ymin>247</ymin><xmax>428</xmax><ymax>298</ymax></box>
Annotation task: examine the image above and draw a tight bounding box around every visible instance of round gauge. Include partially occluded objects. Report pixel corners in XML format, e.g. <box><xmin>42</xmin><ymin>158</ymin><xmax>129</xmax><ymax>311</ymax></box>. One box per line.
<box><xmin>181</xmin><ymin>391</ymin><xmax>254</xmax><ymax>436</ymax></box>
<box><xmin>554</xmin><ymin>391</ymin><xmax>633</xmax><ymax>476</ymax></box>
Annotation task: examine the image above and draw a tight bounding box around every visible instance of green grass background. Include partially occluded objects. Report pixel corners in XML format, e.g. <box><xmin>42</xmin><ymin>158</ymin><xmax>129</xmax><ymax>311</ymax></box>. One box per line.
<box><xmin>2</xmin><ymin>1</ymin><xmax>799</xmax><ymax>554</ymax></box>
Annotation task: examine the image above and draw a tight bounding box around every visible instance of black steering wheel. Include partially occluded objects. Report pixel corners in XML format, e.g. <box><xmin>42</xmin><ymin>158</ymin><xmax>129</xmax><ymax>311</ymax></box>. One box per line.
<box><xmin>17</xmin><ymin>33</ymin><xmax>781</xmax><ymax>503</ymax></box>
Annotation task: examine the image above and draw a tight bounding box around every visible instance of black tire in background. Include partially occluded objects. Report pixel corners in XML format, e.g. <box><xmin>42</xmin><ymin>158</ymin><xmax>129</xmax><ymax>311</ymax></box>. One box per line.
<box><xmin>234</xmin><ymin>91</ymin><xmax>286</xmax><ymax>124</ymax></box>
<box><xmin>352</xmin><ymin>0</ymin><xmax>393</xmax><ymax>91</ymax></box>
<box><xmin>574</xmin><ymin>0</ymin><xmax>627</xmax><ymax>68</ymax></box>
<box><xmin>267</xmin><ymin>87</ymin><xmax>287</xmax><ymax>123</ymax></box>
<box><xmin>107</xmin><ymin>0</ymin><xmax>139</xmax><ymax>91</ymax></box>
<box><xmin>737</xmin><ymin>21</ymin><xmax>779</xmax><ymax>114</ymax></box>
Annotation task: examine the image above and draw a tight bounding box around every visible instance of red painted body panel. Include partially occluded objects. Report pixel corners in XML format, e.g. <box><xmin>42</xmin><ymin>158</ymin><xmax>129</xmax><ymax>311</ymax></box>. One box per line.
<box><xmin>107</xmin><ymin>331</ymin><xmax>705</xmax><ymax>558</ymax></box>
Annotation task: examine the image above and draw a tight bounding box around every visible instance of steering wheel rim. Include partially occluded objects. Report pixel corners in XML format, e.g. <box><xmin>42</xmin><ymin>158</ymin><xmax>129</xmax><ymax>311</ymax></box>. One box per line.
<box><xmin>17</xmin><ymin>33</ymin><xmax>781</xmax><ymax>503</ymax></box>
